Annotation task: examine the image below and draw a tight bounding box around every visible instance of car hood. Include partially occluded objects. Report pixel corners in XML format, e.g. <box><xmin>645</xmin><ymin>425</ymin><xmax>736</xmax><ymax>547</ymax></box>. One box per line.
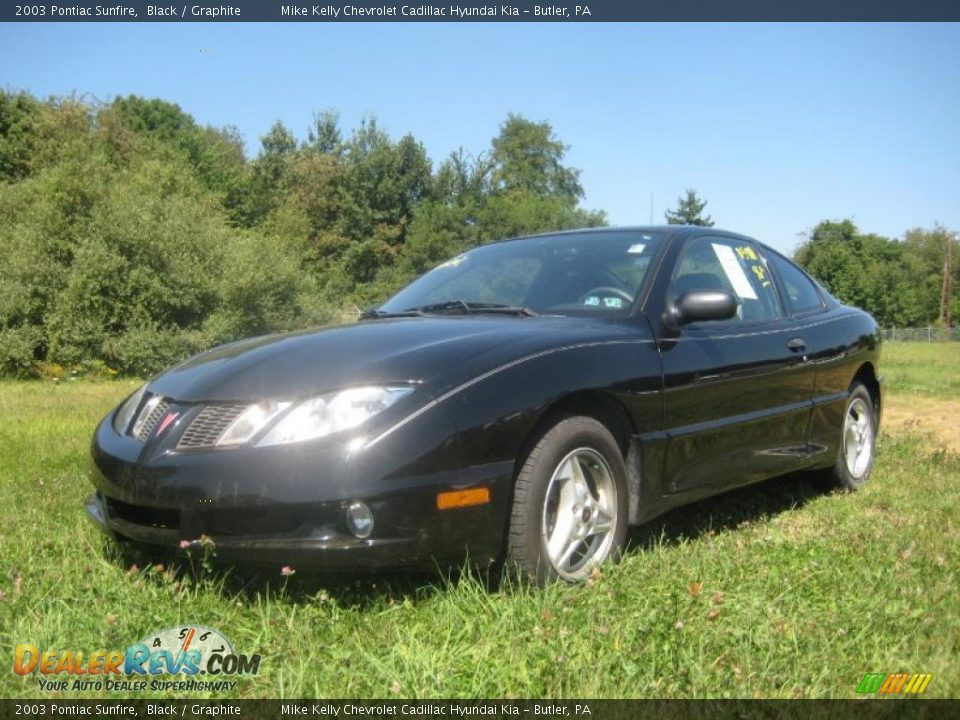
<box><xmin>148</xmin><ymin>316</ymin><xmax>645</xmax><ymax>403</ymax></box>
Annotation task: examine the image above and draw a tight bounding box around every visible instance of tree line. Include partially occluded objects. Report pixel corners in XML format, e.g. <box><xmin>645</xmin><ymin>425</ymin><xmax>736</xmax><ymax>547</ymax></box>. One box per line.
<box><xmin>794</xmin><ymin>219</ymin><xmax>957</xmax><ymax>329</ymax></box>
<box><xmin>0</xmin><ymin>92</ymin><xmax>602</xmax><ymax>377</ymax></box>
<box><xmin>0</xmin><ymin>91</ymin><xmax>955</xmax><ymax>378</ymax></box>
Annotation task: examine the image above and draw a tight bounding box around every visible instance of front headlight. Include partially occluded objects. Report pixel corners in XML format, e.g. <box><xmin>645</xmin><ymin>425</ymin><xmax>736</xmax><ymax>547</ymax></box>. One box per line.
<box><xmin>257</xmin><ymin>386</ymin><xmax>414</xmax><ymax>447</ymax></box>
<box><xmin>113</xmin><ymin>383</ymin><xmax>148</xmax><ymax>435</ymax></box>
<box><xmin>217</xmin><ymin>401</ymin><xmax>291</xmax><ymax>447</ymax></box>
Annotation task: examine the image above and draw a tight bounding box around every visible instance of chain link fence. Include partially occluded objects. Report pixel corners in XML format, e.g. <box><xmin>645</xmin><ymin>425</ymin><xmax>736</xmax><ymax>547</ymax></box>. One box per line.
<box><xmin>883</xmin><ymin>327</ymin><xmax>960</xmax><ymax>342</ymax></box>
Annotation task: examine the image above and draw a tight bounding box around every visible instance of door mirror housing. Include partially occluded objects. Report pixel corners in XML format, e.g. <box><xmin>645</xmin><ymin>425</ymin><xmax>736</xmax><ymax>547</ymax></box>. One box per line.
<box><xmin>666</xmin><ymin>290</ymin><xmax>738</xmax><ymax>329</ymax></box>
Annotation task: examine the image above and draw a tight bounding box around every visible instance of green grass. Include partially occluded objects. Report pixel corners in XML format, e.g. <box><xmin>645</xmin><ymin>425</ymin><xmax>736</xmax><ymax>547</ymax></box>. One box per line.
<box><xmin>881</xmin><ymin>341</ymin><xmax>960</xmax><ymax>397</ymax></box>
<box><xmin>0</xmin><ymin>376</ymin><xmax>957</xmax><ymax>699</ymax></box>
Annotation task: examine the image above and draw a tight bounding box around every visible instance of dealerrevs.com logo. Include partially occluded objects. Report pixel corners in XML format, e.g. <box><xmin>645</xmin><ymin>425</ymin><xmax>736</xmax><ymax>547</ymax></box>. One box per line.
<box><xmin>13</xmin><ymin>626</ymin><xmax>261</xmax><ymax>693</ymax></box>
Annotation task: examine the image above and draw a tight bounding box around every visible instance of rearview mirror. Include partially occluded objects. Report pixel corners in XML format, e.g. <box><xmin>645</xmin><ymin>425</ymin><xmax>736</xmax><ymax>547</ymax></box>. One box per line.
<box><xmin>666</xmin><ymin>290</ymin><xmax>738</xmax><ymax>328</ymax></box>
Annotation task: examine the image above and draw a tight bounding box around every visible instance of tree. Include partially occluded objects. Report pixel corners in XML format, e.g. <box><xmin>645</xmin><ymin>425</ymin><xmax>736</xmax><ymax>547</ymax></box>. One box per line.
<box><xmin>432</xmin><ymin>148</ymin><xmax>492</xmax><ymax>206</ymax></box>
<box><xmin>102</xmin><ymin>97</ymin><xmax>248</xmax><ymax>218</ymax></box>
<box><xmin>903</xmin><ymin>225</ymin><xmax>959</xmax><ymax>326</ymax></box>
<box><xmin>490</xmin><ymin>114</ymin><xmax>583</xmax><ymax>203</ymax></box>
<box><xmin>240</xmin><ymin>121</ymin><xmax>298</xmax><ymax>225</ymax></box>
<box><xmin>394</xmin><ymin>121</ymin><xmax>604</xmax><ymax>283</ymax></box>
<box><xmin>0</xmin><ymin>91</ymin><xmax>41</xmax><ymax>180</ymax></box>
<box><xmin>338</xmin><ymin>119</ymin><xmax>432</xmax><ymax>241</ymax></box>
<box><xmin>306</xmin><ymin>109</ymin><xmax>343</xmax><ymax>156</ymax></box>
<box><xmin>665</xmin><ymin>188</ymin><xmax>714</xmax><ymax>226</ymax></box>
<box><xmin>111</xmin><ymin>95</ymin><xmax>195</xmax><ymax>141</ymax></box>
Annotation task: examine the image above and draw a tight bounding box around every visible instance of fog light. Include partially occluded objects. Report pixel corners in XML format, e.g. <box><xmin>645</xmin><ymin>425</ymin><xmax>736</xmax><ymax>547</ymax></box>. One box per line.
<box><xmin>345</xmin><ymin>501</ymin><xmax>374</xmax><ymax>539</ymax></box>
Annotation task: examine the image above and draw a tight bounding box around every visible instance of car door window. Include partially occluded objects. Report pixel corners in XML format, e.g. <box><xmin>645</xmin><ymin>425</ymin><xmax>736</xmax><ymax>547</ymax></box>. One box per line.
<box><xmin>765</xmin><ymin>250</ymin><xmax>825</xmax><ymax>314</ymax></box>
<box><xmin>670</xmin><ymin>236</ymin><xmax>782</xmax><ymax>323</ymax></box>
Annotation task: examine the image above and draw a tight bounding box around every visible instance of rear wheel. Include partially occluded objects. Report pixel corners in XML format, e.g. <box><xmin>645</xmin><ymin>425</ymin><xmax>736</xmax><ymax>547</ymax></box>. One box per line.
<box><xmin>830</xmin><ymin>383</ymin><xmax>877</xmax><ymax>491</ymax></box>
<box><xmin>506</xmin><ymin>416</ymin><xmax>628</xmax><ymax>584</ymax></box>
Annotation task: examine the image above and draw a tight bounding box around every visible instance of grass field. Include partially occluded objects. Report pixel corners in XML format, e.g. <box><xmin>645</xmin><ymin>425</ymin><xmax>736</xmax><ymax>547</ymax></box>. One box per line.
<box><xmin>881</xmin><ymin>341</ymin><xmax>960</xmax><ymax>397</ymax></box>
<box><xmin>1</xmin><ymin>342</ymin><xmax>958</xmax><ymax>699</ymax></box>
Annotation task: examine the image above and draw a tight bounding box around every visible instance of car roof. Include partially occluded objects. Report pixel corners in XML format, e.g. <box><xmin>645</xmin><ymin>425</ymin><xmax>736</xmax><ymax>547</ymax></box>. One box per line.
<box><xmin>494</xmin><ymin>225</ymin><xmax>798</xmax><ymax>274</ymax></box>
<box><xmin>500</xmin><ymin>225</ymin><xmax>758</xmax><ymax>245</ymax></box>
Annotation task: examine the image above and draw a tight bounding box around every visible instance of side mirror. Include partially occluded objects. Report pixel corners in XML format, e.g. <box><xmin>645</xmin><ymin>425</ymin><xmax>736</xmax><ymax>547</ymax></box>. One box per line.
<box><xmin>665</xmin><ymin>290</ymin><xmax>738</xmax><ymax>329</ymax></box>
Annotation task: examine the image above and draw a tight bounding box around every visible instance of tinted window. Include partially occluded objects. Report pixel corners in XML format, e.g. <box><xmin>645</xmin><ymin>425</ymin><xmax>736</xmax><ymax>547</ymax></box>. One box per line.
<box><xmin>379</xmin><ymin>231</ymin><xmax>665</xmax><ymax>317</ymax></box>
<box><xmin>766</xmin><ymin>251</ymin><xmax>824</xmax><ymax>314</ymax></box>
<box><xmin>669</xmin><ymin>236</ymin><xmax>782</xmax><ymax>323</ymax></box>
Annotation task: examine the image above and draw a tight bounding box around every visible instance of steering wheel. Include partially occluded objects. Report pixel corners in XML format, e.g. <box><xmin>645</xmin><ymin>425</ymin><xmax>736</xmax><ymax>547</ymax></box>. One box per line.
<box><xmin>579</xmin><ymin>286</ymin><xmax>634</xmax><ymax>308</ymax></box>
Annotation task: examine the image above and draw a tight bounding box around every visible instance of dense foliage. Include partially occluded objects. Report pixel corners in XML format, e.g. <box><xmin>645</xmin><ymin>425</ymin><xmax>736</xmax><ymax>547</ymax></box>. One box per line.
<box><xmin>794</xmin><ymin>220</ymin><xmax>959</xmax><ymax>328</ymax></box>
<box><xmin>0</xmin><ymin>91</ymin><xmax>955</xmax><ymax>377</ymax></box>
<box><xmin>0</xmin><ymin>93</ymin><xmax>602</xmax><ymax>376</ymax></box>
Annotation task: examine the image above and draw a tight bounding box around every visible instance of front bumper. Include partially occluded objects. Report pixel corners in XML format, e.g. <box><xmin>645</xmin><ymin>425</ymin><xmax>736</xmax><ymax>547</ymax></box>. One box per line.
<box><xmin>86</xmin><ymin>405</ymin><xmax>514</xmax><ymax>571</ymax></box>
<box><xmin>85</xmin><ymin>491</ymin><xmax>452</xmax><ymax>570</ymax></box>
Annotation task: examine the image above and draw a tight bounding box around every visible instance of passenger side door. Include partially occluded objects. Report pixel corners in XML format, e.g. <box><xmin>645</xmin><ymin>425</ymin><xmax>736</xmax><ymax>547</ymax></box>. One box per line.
<box><xmin>656</xmin><ymin>234</ymin><xmax>813</xmax><ymax>495</ymax></box>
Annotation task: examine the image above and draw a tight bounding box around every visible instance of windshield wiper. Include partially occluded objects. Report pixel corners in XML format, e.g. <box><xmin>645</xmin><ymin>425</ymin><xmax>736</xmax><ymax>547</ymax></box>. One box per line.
<box><xmin>358</xmin><ymin>308</ymin><xmax>424</xmax><ymax>320</ymax></box>
<box><xmin>407</xmin><ymin>300</ymin><xmax>538</xmax><ymax>317</ymax></box>
<box><xmin>359</xmin><ymin>300</ymin><xmax>538</xmax><ymax>320</ymax></box>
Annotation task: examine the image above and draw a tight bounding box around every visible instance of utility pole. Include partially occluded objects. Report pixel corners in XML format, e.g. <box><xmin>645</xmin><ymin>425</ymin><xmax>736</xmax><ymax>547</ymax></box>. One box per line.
<box><xmin>948</xmin><ymin>234</ymin><xmax>955</xmax><ymax>329</ymax></box>
<box><xmin>941</xmin><ymin>232</ymin><xmax>955</xmax><ymax>329</ymax></box>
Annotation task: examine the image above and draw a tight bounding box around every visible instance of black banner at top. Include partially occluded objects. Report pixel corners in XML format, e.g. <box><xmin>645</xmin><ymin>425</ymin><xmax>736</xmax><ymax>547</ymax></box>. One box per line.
<box><xmin>2</xmin><ymin>0</ymin><xmax>959</xmax><ymax>22</ymax></box>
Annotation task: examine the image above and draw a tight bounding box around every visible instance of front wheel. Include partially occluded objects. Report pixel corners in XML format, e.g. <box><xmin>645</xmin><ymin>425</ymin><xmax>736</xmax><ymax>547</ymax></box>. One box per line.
<box><xmin>830</xmin><ymin>383</ymin><xmax>877</xmax><ymax>491</ymax></box>
<box><xmin>506</xmin><ymin>416</ymin><xmax>629</xmax><ymax>585</ymax></box>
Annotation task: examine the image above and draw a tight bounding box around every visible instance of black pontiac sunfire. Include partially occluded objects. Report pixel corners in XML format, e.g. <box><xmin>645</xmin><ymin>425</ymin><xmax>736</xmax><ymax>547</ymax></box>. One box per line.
<box><xmin>87</xmin><ymin>226</ymin><xmax>881</xmax><ymax>584</ymax></box>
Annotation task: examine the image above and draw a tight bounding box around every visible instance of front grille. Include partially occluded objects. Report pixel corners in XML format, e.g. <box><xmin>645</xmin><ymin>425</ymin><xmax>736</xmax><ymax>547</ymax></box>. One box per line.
<box><xmin>177</xmin><ymin>404</ymin><xmax>248</xmax><ymax>449</ymax></box>
<box><xmin>132</xmin><ymin>397</ymin><xmax>169</xmax><ymax>441</ymax></box>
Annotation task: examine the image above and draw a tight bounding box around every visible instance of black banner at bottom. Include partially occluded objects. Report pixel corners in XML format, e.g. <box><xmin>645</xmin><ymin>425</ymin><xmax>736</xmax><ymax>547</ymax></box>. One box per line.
<box><xmin>0</xmin><ymin>700</ymin><xmax>957</xmax><ymax>720</ymax></box>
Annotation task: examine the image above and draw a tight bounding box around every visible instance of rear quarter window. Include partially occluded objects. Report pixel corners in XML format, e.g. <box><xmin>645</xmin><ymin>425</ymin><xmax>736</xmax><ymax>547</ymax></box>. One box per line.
<box><xmin>766</xmin><ymin>250</ymin><xmax>824</xmax><ymax>314</ymax></box>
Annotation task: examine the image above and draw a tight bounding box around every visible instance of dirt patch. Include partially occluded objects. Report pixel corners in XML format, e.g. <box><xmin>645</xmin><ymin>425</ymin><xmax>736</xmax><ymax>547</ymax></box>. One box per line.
<box><xmin>882</xmin><ymin>395</ymin><xmax>960</xmax><ymax>453</ymax></box>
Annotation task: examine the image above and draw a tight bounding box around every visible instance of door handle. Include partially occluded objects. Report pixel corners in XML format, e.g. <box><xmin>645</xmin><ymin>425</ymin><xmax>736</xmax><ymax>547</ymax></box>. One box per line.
<box><xmin>787</xmin><ymin>337</ymin><xmax>806</xmax><ymax>351</ymax></box>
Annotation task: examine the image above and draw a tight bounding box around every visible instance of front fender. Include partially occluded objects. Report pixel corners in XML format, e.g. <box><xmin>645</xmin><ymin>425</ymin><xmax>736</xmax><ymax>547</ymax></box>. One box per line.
<box><xmin>436</xmin><ymin>338</ymin><xmax>664</xmax><ymax>468</ymax></box>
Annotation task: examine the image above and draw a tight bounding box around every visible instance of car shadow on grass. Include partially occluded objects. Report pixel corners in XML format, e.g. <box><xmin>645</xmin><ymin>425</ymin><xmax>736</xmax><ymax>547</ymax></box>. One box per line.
<box><xmin>102</xmin><ymin>469</ymin><xmax>837</xmax><ymax>608</ymax></box>
<box><xmin>104</xmin><ymin>537</ymin><xmax>465</xmax><ymax>610</ymax></box>
<box><xmin>627</xmin><ymin>469</ymin><xmax>835</xmax><ymax>552</ymax></box>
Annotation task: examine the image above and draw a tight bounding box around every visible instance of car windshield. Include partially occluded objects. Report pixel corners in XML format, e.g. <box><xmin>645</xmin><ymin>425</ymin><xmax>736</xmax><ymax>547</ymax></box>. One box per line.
<box><xmin>376</xmin><ymin>231</ymin><xmax>666</xmax><ymax>318</ymax></box>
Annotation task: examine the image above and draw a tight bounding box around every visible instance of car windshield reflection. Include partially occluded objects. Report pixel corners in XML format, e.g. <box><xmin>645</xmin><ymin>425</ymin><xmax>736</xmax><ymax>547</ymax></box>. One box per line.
<box><xmin>374</xmin><ymin>230</ymin><xmax>665</xmax><ymax>318</ymax></box>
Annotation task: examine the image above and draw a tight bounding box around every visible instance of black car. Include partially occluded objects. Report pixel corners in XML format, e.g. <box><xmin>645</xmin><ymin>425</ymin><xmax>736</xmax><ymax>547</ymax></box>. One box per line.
<box><xmin>87</xmin><ymin>226</ymin><xmax>881</xmax><ymax>584</ymax></box>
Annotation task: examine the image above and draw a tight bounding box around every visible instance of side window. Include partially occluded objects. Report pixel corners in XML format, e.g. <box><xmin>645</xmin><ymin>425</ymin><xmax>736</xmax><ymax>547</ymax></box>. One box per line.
<box><xmin>766</xmin><ymin>251</ymin><xmax>824</xmax><ymax>314</ymax></box>
<box><xmin>669</xmin><ymin>236</ymin><xmax>782</xmax><ymax>323</ymax></box>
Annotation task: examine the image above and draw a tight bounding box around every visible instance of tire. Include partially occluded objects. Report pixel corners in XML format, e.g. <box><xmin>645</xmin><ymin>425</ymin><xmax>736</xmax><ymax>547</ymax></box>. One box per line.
<box><xmin>506</xmin><ymin>415</ymin><xmax>629</xmax><ymax>585</ymax></box>
<box><xmin>830</xmin><ymin>382</ymin><xmax>877</xmax><ymax>491</ymax></box>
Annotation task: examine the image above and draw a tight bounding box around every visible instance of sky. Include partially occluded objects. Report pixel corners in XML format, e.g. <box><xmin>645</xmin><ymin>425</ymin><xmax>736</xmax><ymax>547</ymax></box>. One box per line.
<box><xmin>1</xmin><ymin>22</ymin><xmax>958</xmax><ymax>253</ymax></box>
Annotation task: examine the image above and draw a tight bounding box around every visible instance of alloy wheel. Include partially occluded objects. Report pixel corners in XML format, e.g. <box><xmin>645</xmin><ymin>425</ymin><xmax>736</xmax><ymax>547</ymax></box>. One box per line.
<box><xmin>843</xmin><ymin>396</ymin><xmax>874</xmax><ymax>479</ymax></box>
<box><xmin>541</xmin><ymin>447</ymin><xmax>619</xmax><ymax>581</ymax></box>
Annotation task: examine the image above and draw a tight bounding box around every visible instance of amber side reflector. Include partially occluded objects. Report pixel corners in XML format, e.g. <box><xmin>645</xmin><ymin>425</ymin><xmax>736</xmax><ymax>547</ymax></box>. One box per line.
<box><xmin>437</xmin><ymin>487</ymin><xmax>491</xmax><ymax>510</ymax></box>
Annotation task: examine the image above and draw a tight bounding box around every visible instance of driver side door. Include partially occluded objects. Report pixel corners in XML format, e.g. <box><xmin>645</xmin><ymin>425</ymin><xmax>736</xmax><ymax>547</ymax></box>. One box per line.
<box><xmin>656</xmin><ymin>234</ymin><xmax>813</xmax><ymax>496</ymax></box>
